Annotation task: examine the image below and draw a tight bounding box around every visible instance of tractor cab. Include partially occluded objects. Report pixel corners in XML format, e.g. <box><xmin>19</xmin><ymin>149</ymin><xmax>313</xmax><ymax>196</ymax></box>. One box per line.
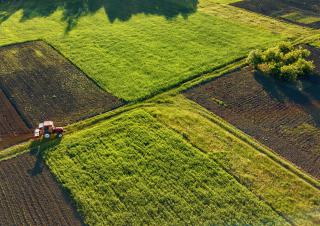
<box><xmin>33</xmin><ymin>121</ymin><xmax>64</xmax><ymax>139</ymax></box>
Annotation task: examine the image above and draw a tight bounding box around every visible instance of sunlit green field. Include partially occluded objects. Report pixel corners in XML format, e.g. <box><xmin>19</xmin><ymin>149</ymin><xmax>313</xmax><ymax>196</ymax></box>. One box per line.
<box><xmin>39</xmin><ymin>96</ymin><xmax>320</xmax><ymax>225</ymax></box>
<box><xmin>312</xmin><ymin>35</ymin><xmax>320</xmax><ymax>47</ymax></box>
<box><xmin>44</xmin><ymin>109</ymin><xmax>287</xmax><ymax>225</ymax></box>
<box><xmin>0</xmin><ymin>0</ymin><xmax>294</xmax><ymax>101</ymax></box>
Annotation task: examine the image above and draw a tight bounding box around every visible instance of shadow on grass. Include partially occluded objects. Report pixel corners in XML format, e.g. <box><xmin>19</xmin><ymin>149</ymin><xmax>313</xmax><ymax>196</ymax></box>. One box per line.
<box><xmin>28</xmin><ymin>137</ymin><xmax>62</xmax><ymax>176</ymax></box>
<box><xmin>231</xmin><ymin>0</ymin><xmax>320</xmax><ymax>29</ymax></box>
<box><xmin>254</xmin><ymin>72</ymin><xmax>320</xmax><ymax>126</ymax></box>
<box><xmin>0</xmin><ymin>0</ymin><xmax>198</xmax><ymax>32</ymax></box>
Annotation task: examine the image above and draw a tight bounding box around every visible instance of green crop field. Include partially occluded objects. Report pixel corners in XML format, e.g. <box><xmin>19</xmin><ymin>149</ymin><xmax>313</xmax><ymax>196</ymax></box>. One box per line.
<box><xmin>43</xmin><ymin>109</ymin><xmax>286</xmax><ymax>225</ymax></box>
<box><xmin>0</xmin><ymin>0</ymin><xmax>313</xmax><ymax>101</ymax></box>
<box><xmin>37</xmin><ymin>96</ymin><xmax>320</xmax><ymax>225</ymax></box>
<box><xmin>312</xmin><ymin>36</ymin><xmax>320</xmax><ymax>47</ymax></box>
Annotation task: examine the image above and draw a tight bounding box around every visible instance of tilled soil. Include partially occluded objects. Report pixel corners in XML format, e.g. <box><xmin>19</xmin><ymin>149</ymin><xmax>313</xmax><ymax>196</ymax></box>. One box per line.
<box><xmin>231</xmin><ymin>0</ymin><xmax>320</xmax><ymax>29</ymax></box>
<box><xmin>0</xmin><ymin>41</ymin><xmax>123</xmax><ymax>129</ymax></box>
<box><xmin>184</xmin><ymin>46</ymin><xmax>320</xmax><ymax>179</ymax></box>
<box><xmin>0</xmin><ymin>153</ymin><xmax>83</xmax><ymax>225</ymax></box>
<box><xmin>0</xmin><ymin>89</ymin><xmax>31</xmax><ymax>150</ymax></box>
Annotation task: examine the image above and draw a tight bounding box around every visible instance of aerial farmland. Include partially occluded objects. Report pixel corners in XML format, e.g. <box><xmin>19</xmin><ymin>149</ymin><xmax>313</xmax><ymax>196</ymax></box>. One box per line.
<box><xmin>0</xmin><ymin>0</ymin><xmax>319</xmax><ymax>225</ymax></box>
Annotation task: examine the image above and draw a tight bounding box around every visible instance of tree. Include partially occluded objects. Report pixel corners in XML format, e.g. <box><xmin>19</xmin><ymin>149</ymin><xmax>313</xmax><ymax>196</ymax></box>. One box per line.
<box><xmin>247</xmin><ymin>42</ymin><xmax>315</xmax><ymax>81</ymax></box>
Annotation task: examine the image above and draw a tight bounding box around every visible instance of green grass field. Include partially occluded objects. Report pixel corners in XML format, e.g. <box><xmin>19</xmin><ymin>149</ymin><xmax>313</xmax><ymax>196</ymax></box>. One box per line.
<box><xmin>37</xmin><ymin>95</ymin><xmax>320</xmax><ymax>225</ymax></box>
<box><xmin>312</xmin><ymin>35</ymin><xmax>320</xmax><ymax>47</ymax></box>
<box><xmin>0</xmin><ymin>0</ymin><xmax>312</xmax><ymax>101</ymax></box>
<box><xmin>43</xmin><ymin>109</ymin><xmax>288</xmax><ymax>225</ymax></box>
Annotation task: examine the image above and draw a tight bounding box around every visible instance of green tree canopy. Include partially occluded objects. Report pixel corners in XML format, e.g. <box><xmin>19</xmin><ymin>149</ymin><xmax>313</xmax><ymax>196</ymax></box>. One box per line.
<box><xmin>247</xmin><ymin>42</ymin><xmax>315</xmax><ymax>81</ymax></box>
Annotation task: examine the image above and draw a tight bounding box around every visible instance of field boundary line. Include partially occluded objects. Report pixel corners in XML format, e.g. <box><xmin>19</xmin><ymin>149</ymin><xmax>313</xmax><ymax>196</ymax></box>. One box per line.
<box><xmin>0</xmin><ymin>39</ymin><xmax>43</xmax><ymax>49</ymax></box>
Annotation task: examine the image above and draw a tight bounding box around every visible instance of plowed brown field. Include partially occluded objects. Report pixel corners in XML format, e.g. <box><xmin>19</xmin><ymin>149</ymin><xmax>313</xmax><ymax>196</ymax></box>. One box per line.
<box><xmin>0</xmin><ymin>153</ymin><xmax>83</xmax><ymax>225</ymax></box>
<box><xmin>185</xmin><ymin>46</ymin><xmax>320</xmax><ymax>179</ymax></box>
<box><xmin>0</xmin><ymin>41</ymin><xmax>123</xmax><ymax>128</ymax></box>
<box><xmin>0</xmin><ymin>89</ymin><xmax>31</xmax><ymax>150</ymax></box>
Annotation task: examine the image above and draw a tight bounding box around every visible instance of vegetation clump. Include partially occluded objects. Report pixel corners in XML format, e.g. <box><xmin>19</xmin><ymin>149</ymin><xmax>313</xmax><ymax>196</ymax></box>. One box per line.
<box><xmin>247</xmin><ymin>42</ymin><xmax>315</xmax><ymax>81</ymax></box>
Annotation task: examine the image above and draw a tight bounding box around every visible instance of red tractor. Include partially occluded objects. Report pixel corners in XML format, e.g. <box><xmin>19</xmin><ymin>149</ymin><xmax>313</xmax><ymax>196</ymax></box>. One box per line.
<box><xmin>33</xmin><ymin>121</ymin><xmax>64</xmax><ymax>139</ymax></box>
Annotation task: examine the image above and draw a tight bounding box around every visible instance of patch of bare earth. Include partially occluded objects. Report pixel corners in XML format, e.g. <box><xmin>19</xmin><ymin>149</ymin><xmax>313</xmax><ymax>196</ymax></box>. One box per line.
<box><xmin>0</xmin><ymin>153</ymin><xmax>83</xmax><ymax>225</ymax></box>
<box><xmin>0</xmin><ymin>89</ymin><xmax>31</xmax><ymax>150</ymax></box>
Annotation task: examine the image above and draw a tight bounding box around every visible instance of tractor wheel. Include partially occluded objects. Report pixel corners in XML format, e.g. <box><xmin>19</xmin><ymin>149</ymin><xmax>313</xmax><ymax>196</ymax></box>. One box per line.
<box><xmin>57</xmin><ymin>133</ymin><xmax>63</xmax><ymax>138</ymax></box>
<box><xmin>44</xmin><ymin>133</ymin><xmax>51</xmax><ymax>139</ymax></box>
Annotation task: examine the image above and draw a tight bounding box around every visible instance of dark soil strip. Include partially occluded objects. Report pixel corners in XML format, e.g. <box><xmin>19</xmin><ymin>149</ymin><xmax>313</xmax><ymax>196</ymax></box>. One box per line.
<box><xmin>184</xmin><ymin>46</ymin><xmax>320</xmax><ymax>179</ymax></box>
<box><xmin>0</xmin><ymin>89</ymin><xmax>31</xmax><ymax>150</ymax></box>
<box><xmin>0</xmin><ymin>153</ymin><xmax>83</xmax><ymax>225</ymax></box>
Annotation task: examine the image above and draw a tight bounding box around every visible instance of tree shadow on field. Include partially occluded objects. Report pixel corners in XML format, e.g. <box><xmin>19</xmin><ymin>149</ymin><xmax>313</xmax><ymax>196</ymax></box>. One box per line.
<box><xmin>254</xmin><ymin>71</ymin><xmax>320</xmax><ymax>127</ymax></box>
<box><xmin>231</xmin><ymin>0</ymin><xmax>320</xmax><ymax>29</ymax></box>
<box><xmin>232</xmin><ymin>0</ymin><xmax>320</xmax><ymax>13</ymax></box>
<box><xmin>0</xmin><ymin>0</ymin><xmax>198</xmax><ymax>32</ymax></box>
<box><xmin>27</xmin><ymin>138</ymin><xmax>62</xmax><ymax>176</ymax></box>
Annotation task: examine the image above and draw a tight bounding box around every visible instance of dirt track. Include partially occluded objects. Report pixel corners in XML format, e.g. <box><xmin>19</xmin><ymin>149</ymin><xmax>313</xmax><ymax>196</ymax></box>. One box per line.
<box><xmin>0</xmin><ymin>153</ymin><xmax>83</xmax><ymax>225</ymax></box>
<box><xmin>185</xmin><ymin>46</ymin><xmax>320</xmax><ymax>179</ymax></box>
<box><xmin>0</xmin><ymin>89</ymin><xmax>31</xmax><ymax>150</ymax></box>
<box><xmin>231</xmin><ymin>0</ymin><xmax>320</xmax><ymax>29</ymax></box>
<box><xmin>0</xmin><ymin>41</ymin><xmax>123</xmax><ymax>128</ymax></box>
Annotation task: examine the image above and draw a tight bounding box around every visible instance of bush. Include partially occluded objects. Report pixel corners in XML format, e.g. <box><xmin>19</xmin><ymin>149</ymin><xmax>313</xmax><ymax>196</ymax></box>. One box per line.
<box><xmin>278</xmin><ymin>41</ymin><xmax>293</xmax><ymax>54</ymax></box>
<box><xmin>246</xmin><ymin>49</ymin><xmax>263</xmax><ymax>68</ymax></box>
<box><xmin>280</xmin><ymin>64</ymin><xmax>299</xmax><ymax>81</ymax></box>
<box><xmin>263</xmin><ymin>46</ymin><xmax>282</xmax><ymax>62</ymax></box>
<box><xmin>247</xmin><ymin>42</ymin><xmax>315</xmax><ymax>81</ymax></box>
